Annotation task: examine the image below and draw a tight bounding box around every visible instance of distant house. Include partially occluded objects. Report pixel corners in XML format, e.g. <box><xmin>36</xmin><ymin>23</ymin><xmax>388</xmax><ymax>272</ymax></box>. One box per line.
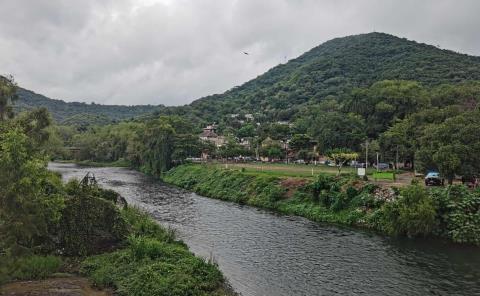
<box><xmin>199</xmin><ymin>124</ymin><xmax>225</xmax><ymax>147</ymax></box>
<box><xmin>239</xmin><ymin>138</ymin><xmax>251</xmax><ymax>148</ymax></box>
<box><xmin>245</xmin><ymin>114</ymin><xmax>254</xmax><ymax>121</ymax></box>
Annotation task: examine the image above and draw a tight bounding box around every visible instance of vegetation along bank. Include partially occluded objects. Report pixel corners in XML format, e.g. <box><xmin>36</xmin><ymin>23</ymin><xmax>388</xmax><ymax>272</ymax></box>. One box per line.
<box><xmin>164</xmin><ymin>164</ymin><xmax>480</xmax><ymax>245</ymax></box>
<box><xmin>0</xmin><ymin>81</ymin><xmax>233</xmax><ymax>295</ymax></box>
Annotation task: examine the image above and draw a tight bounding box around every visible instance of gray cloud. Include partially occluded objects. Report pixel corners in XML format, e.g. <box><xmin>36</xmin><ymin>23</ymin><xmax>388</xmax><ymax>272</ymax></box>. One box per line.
<box><xmin>0</xmin><ymin>0</ymin><xmax>479</xmax><ymax>105</ymax></box>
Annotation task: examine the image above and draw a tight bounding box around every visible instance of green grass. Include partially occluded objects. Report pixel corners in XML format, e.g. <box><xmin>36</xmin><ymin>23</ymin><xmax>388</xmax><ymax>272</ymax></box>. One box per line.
<box><xmin>81</xmin><ymin>207</ymin><xmax>232</xmax><ymax>296</ymax></box>
<box><xmin>163</xmin><ymin>164</ymin><xmax>370</xmax><ymax>227</ymax></box>
<box><xmin>211</xmin><ymin>162</ymin><xmax>376</xmax><ymax>178</ymax></box>
<box><xmin>373</xmin><ymin>172</ymin><xmax>396</xmax><ymax>181</ymax></box>
<box><xmin>0</xmin><ymin>255</ymin><xmax>63</xmax><ymax>284</ymax></box>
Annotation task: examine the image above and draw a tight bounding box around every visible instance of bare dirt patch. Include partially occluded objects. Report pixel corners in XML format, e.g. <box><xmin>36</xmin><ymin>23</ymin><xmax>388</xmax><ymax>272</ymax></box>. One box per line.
<box><xmin>0</xmin><ymin>277</ymin><xmax>111</xmax><ymax>296</ymax></box>
<box><xmin>280</xmin><ymin>178</ymin><xmax>309</xmax><ymax>198</ymax></box>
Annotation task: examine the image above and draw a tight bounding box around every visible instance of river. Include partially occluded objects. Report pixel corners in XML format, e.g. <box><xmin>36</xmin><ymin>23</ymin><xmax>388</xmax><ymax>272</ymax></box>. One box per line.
<box><xmin>49</xmin><ymin>163</ymin><xmax>480</xmax><ymax>296</ymax></box>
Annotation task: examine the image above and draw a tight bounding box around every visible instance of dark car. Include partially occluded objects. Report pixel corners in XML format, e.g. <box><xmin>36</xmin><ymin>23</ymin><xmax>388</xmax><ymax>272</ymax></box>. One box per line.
<box><xmin>374</xmin><ymin>162</ymin><xmax>389</xmax><ymax>170</ymax></box>
<box><xmin>425</xmin><ymin>172</ymin><xmax>444</xmax><ymax>186</ymax></box>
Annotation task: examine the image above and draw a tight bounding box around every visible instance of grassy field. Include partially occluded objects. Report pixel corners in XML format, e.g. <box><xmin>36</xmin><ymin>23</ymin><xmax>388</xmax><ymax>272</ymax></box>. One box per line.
<box><xmin>210</xmin><ymin>162</ymin><xmax>377</xmax><ymax>178</ymax></box>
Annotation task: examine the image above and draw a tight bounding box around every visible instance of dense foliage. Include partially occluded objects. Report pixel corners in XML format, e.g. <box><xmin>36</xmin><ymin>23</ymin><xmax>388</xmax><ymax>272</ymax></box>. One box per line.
<box><xmin>67</xmin><ymin>116</ymin><xmax>206</xmax><ymax>176</ymax></box>
<box><xmin>0</xmin><ymin>91</ymin><xmax>231</xmax><ymax>295</ymax></box>
<box><xmin>14</xmin><ymin>86</ymin><xmax>162</xmax><ymax>125</ymax></box>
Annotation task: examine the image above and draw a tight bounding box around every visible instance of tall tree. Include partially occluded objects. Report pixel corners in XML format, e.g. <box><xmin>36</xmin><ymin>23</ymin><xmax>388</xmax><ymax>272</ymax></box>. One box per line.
<box><xmin>0</xmin><ymin>75</ymin><xmax>18</xmax><ymax>121</ymax></box>
<box><xmin>142</xmin><ymin>119</ymin><xmax>176</xmax><ymax>176</ymax></box>
<box><xmin>417</xmin><ymin>110</ymin><xmax>480</xmax><ymax>184</ymax></box>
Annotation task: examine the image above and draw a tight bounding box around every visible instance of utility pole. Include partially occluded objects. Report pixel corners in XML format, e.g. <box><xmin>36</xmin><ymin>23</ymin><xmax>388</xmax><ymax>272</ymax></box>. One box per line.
<box><xmin>376</xmin><ymin>152</ymin><xmax>379</xmax><ymax>172</ymax></box>
<box><xmin>365</xmin><ymin>139</ymin><xmax>369</xmax><ymax>170</ymax></box>
<box><xmin>395</xmin><ymin>145</ymin><xmax>399</xmax><ymax>170</ymax></box>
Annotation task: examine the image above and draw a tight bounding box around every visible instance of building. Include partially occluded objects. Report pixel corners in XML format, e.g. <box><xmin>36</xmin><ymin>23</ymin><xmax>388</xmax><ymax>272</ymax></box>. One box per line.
<box><xmin>199</xmin><ymin>124</ymin><xmax>225</xmax><ymax>147</ymax></box>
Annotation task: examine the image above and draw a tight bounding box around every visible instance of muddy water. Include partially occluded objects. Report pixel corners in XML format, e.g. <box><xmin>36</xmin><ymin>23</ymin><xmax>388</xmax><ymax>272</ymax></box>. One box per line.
<box><xmin>49</xmin><ymin>163</ymin><xmax>480</xmax><ymax>296</ymax></box>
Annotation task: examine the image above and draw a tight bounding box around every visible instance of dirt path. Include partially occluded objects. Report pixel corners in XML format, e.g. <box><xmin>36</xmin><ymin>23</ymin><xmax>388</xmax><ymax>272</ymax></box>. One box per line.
<box><xmin>0</xmin><ymin>277</ymin><xmax>111</xmax><ymax>296</ymax></box>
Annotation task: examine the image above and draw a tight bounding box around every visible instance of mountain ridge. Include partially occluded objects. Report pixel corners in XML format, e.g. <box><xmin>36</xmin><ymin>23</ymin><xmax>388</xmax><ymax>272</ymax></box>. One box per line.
<box><xmin>14</xmin><ymin>32</ymin><xmax>480</xmax><ymax>124</ymax></box>
<box><xmin>14</xmin><ymin>87</ymin><xmax>163</xmax><ymax>124</ymax></box>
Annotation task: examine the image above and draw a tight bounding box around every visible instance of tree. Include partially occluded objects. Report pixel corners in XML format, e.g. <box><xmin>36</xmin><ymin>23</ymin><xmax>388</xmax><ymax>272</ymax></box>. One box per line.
<box><xmin>295</xmin><ymin>111</ymin><xmax>366</xmax><ymax>152</ymax></box>
<box><xmin>237</xmin><ymin>123</ymin><xmax>256</xmax><ymax>138</ymax></box>
<box><xmin>289</xmin><ymin>134</ymin><xmax>312</xmax><ymax>151</ymax></box>
<box><xmin>268</xmin><ymin>123</ymin><xmax>290</xmax><ymax>140</ymax></box>
<box><xmin>0</xmin><ymin>75</ymin><xmax>18</xmax><ymax>121</ymax></box>
<box><xmin>327</xmin><ymin>148</ymin><xmax>358</xmax><ymax>175</ymax></box>
<box><xmin>344</xmin><ymin>80</ymin><xmax>429</xmax><ymax>137</ymax></box>
<box><xmin>142</xmin><ymin>119</ymin><xmax>175</xmax><ymax>176</ymax></box>
<box><xmin>417</xmin><ymin>110</ymin><xmax>480</xmax><ymax>184</ymax></box>
<box><xmin>0</xmin><ymin>129</ymin><xmax>65</xmax><ymax>255</ymax></box>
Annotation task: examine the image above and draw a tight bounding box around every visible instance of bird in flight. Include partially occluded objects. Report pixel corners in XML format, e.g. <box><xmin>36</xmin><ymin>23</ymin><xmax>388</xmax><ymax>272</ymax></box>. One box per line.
<box><xmin>243</xmin><ymin>52</ymin><xmax>249</xmax><ymax>55</ymax></box>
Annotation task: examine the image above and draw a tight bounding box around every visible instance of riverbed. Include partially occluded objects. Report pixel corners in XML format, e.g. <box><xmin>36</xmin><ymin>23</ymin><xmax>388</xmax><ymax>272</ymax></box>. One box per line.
<box><xmin>49</xmin><ymin>163</ymin><xmax>480</xmax><ymax>296</ymax></box>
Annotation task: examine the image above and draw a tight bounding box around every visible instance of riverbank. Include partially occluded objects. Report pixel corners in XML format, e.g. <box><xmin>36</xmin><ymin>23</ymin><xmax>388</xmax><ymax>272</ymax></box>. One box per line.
<box><xmin>163</xmin><ymin>164</ymin><xmax>480</xmax><ymax>245</ymax></box>
<box><xmin>55</xmin><ymin>159</ymin><xmax>131</xmax><ymax>167</ymax></box>
<box><xmin>1</xmin><ymin>181</ymin><xmax>235</xmax><ymax>296</ymax></box>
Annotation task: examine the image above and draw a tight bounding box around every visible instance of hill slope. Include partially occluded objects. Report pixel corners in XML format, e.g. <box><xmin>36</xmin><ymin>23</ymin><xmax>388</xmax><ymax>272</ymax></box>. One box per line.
<box><xmin>15</xmin><ymin>87</ymin><xmax>162</xmax><ymax>124</ymax></box>
<box><xmin>14</xmin><ymin>32</ymin><xmax>480</xmax><ymax>125</ymax></box>
<box><xmin>177</xmin><ymin>32</ymin><xmax>480</xmax><ymax>122</ymax></box>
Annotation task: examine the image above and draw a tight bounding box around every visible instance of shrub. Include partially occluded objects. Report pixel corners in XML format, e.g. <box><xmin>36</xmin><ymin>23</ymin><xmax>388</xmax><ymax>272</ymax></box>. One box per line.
<box><xmin>378</xmin><ymin>185</ymin><xmax>437</xmax><ymax>237</ymax></box>
<box><xmin>81</xmin><ymin>207</ymin><xmax>226</xmax><ymax>296</ymax></box>
<box><xmin>310</xmin><ymin>174</ymin><xmax>335</xmax><ymax>201</ymax></box>
<box><xmin>330</xmin><ymin>192</ymin><xmax>349</xmax><ymax>212</ymax></box>
<box><xmin>431</xmin><ymin>186</ymin><xmax>480</xmax><ymax>244</ymax></box>
<box><xmin>122</xmin><ymin>207</ymin><xmax>176</xmax><ymax>243</ymax></box>
<box><xmin>59</xmin><ymin>189</ymin><xmax>128</xmax><ymax>256</ymax></box>
<box><xmin>350</xmin><ymin>191</ymin><xmax>376</xmax><ymax>209</ymax></box>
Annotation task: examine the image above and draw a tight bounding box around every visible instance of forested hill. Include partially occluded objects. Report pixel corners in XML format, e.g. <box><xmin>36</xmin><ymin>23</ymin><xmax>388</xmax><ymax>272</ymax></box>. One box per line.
<box><xmin>15</xmin><ymin>87</ymin><xmax>163</xmax><ymax>125</ymax></box>
<box><xmin>174</xmin><ymin>32</ymin><xmax>480</xmax><ymax>122</ymax></box>
<box><xmin>13</xmin><ymin>32</ymin><xmax>480</xmax><ymax>125</ymax></box>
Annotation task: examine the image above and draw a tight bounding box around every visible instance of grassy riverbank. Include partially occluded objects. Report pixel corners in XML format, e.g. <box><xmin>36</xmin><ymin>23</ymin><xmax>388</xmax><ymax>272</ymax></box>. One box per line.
<box><xmin>1</xmin><ymin>180</ymin><xmax>234</xmax><ymax>296</ymax></box>
<box><xmin>164</xmin><ymin>164</ymin><xmax>480</xmax><ymax>245</ymax></box>
<box><xmin>81</xmin><ymin>206</ymin><xmax>234</xmax><ymax>296</ymax></box>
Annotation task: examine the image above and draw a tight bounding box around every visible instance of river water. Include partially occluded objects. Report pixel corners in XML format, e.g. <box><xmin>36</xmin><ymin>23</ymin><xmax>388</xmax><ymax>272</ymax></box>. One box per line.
<box><xmin>49</xmin><ymin>163</ymin><xmax>480</xmax><ymax>296</ymax></box>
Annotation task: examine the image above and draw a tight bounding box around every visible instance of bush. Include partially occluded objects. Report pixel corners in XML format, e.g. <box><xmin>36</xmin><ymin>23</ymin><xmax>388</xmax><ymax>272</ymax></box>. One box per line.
<box><xmin>378</xmin><ymin>185</ymin><xmax>437</xmax><ymax>237</ymax></box>
<box><xmin>431</xmin><ymin>186</ymin><xmax>480</xmax><ymax>244</ymax></box>
<box><xmin>81</xmin><ymin>207</ymin><xmax>226</xmax><ymax>296</ymax></box>
<box><xmin>122</xmin><ymin>207</ymin><xmax>176</xmax><ymax>243</ymax></box>
<box><xmin>59</xmin><ymin>185</ymin><xmax>128</xmax><ymax>256</ymax></box>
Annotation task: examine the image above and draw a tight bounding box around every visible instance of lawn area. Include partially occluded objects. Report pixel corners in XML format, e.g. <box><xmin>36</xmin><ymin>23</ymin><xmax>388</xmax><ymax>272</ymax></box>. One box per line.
<box><xmin>209</xmin><ymin>162</ymin><xmax>376</xmax><ymax>178</ymax></box>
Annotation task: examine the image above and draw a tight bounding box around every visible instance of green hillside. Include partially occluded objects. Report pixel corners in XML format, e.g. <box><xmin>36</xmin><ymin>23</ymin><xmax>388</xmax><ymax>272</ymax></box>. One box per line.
<box><xmin>14</xmin><ymin>87</ymin><xmax>162</xmax><ymax>125</ymax></box>
<box><xmin>40</xmin><ymin>32</ymin><xmax>480</xmax><ymax>186</ymax></box>
<box><xmin>162</xmin><ymin>32</ymin><xmax>480</xmax><ymax>122</ymax></box>
<box><xmin>14</xmin><ymin>32</ymin><xmax>480</xmax><ymax>126</ymax></box>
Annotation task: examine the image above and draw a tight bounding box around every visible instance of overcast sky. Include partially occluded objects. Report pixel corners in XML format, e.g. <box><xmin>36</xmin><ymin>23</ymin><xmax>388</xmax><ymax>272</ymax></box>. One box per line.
<box><xmin>1</xmin><ymin>0</ymin><xmax>479</xmax><ymax>106</ymax></box>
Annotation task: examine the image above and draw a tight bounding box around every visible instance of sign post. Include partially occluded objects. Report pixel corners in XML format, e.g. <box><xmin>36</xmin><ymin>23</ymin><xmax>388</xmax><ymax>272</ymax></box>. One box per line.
<box><xmin>357</xmin><ymin>167</ymin><xmax>366</xmax><ymax>177</ymax></box>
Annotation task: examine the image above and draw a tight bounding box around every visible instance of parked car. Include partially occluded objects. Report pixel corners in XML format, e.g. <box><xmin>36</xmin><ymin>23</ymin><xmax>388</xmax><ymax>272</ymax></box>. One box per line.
<box><xmin>425</xmin><ymin>172</ymin><xmax>445</xmax><ymax>186</ymax></box>
<box><xmin>327</xmin><ymin>161</ymin><xmax>337</xmax><ymax>167</ymax></box>
<box><xmin>374</xmin><ymin>162</ymin><xmax>389</xmax><ymax>170</ymax></box>
<box><xmin>350</xmin><ymin>161</ymin><xmax>366</xmax><ymax>168</ymax></box>
<box><xmin>294</xmin><ymin>159</ymin><xmax>306</xmax><ymax>164</ymax></box>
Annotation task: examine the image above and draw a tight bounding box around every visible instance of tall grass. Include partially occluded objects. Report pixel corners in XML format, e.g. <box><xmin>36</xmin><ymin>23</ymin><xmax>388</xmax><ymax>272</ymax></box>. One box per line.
<box><xmin>0</xmin><ymin>255</ymin><xmax>62</xmax><ymax>284</ymax></box>
<box><xmin>81</xmin><ymin>207</ymin><xmax>232</xmax><ymax>296</ymax></box>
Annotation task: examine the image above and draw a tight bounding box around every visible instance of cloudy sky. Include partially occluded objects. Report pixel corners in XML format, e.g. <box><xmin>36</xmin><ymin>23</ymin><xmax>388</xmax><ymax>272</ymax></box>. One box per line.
<box><xmin>1</xmin><ymin>0</ymin><xmax>479</xmax><ymax>106</ymax></box>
